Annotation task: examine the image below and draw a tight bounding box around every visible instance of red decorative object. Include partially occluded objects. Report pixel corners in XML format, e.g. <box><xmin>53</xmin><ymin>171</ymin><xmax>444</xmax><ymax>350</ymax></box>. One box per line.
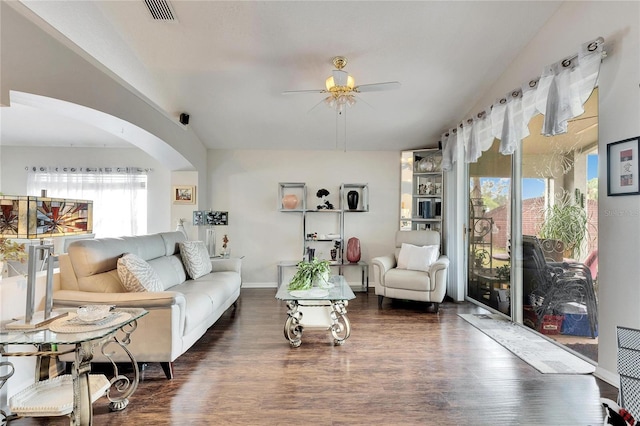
<box><xmin>282</xmin><ymin>194</ymin><xmax>298</xmax><ymax>209</ymax></box>
<box><xmin>539</xmin><ymin>314</ymin><xmax>564</xmax><ymax>335</ymax></box>
<box><xmin>346</xmin><ymin>237</ymin><xmax>361</xmax><ymax>263</ymax></box>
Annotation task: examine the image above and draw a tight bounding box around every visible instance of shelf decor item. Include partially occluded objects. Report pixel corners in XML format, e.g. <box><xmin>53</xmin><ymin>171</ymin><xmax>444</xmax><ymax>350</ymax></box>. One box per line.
<box><xmin>316</xmin><ymin>188</ymin><xmax>334</xmax><ymax>210</ymax></box>
<box><xmin>282</xmin><ymin>194</ymin><xmax>299</xmax><ymax>209</ymax></box>
<box><xmin>347</xmin><ymin>190</ymin><xmax>359</xmax><ymax>210</ymax></box>
<box><xmin>346</xmin><ymin>237</ymin><xmax>361</xmax><ymax>263</ymax></box>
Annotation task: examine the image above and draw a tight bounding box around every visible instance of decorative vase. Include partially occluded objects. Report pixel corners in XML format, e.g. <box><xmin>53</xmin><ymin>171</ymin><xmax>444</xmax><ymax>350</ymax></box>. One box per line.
<box><xmin>330</xmin><ymin>249</ymin><xmax>337</xmax><ymax>261</ymax></box>
<box><xmin>205</xmin><ymin>227</ymin><xmax>216</xmax><ymax>257</ymax></box>
<box><xmin>347</xmin><ymin>190</ymin><xmax>359</xmax><ymax>210</ymax></box>
<box><xmin>346</xmin><ymin>237</ymin><xmax>361</xmax><ymax>263</ymax></box>
<box><xmin>282</xmin><ymin>194</ymin><xmax>298</xmax><ymax>209</ymax></box>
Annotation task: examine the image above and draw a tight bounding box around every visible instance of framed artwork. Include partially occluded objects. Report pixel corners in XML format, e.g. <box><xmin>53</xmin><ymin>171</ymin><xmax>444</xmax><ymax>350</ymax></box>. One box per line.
<box><xmin>607</xmin><ymin>137</ymin><xmax>640</xmax><ymax>196</ymax></box>
<box><xmin>205</xmin><ymin>211</ymin><xmax>228</xmax><ymax>225</ymax></box>
<box><xmin>193</xmin><ymin>210</ymin><xmax>204</xmax><ymax>225</ymax></box>
<box><xmin>173</xmin><ymin>186</ymin><xmax>196</xmax><ymax>204</ymax></box>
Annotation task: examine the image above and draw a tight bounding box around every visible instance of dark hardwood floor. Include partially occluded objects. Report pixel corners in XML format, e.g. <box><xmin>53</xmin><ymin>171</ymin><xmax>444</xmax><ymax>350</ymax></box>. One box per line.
<box><xmin>14</xmin><ymin>289</ymin><xmax>616</xmax><ymax>425</ymax></box>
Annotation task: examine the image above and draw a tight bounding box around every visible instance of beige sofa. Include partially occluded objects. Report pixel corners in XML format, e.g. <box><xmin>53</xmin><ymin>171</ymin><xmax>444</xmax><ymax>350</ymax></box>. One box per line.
<box><xmin>53</xmin><ymin>231</ymin><xmax>241</xmax><ymax>379</ymax></box>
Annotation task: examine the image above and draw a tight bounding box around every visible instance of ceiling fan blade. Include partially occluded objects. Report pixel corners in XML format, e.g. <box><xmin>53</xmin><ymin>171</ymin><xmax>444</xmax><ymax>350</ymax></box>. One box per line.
<box><xmin>282</xmin><ymin>89</ymin><xmax>327</xmax><ymax>95</ymax></box>
<box><xmin>307</xmin><ymin>97</ymin><xmax>330</xmax><ymax>114</ymax></box>
<box><xmin>354</xmin><ymin>81</ymin><xmax>401</xmax><ymax>93</ymax></box>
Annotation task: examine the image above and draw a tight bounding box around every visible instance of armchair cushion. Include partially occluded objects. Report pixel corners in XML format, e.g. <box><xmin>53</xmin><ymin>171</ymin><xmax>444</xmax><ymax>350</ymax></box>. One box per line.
<box><xmin>397</xmin><ymin>243</ymin><xmax>439</xmax><ymax>272</ymax></box>
<box><xmin>117</xmin><ymin>253</ymin><xmax>164</xmax><ymax>292</ymax></box>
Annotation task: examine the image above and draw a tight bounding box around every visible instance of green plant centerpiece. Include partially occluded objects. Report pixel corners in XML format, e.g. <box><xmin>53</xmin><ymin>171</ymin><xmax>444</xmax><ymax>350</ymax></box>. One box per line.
<box><xmin>537</xmin><ymin>189</ymin><xmax>589</xmax><ymax>259</ymax></box>
<box><xmin>288</xmin><ymin>258</ymin><xmax>331</xmax><ymax>290</ymax></box>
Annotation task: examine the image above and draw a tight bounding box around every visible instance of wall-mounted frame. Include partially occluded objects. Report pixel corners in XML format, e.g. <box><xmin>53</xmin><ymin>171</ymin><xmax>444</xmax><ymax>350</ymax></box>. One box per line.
<box><xmin>607</xmin><ymin>136</ymin><xmax>640</xmax><ymax>196</ymax></box>
<box><xmin>205</xmin><ymin>211</ymin><xmax>228</xmax><ymax>225</ymax></box>
<box><xmin>173</xmin><ymin>185</ymin><xmax>196</xmax><ymax>204</ymax></box>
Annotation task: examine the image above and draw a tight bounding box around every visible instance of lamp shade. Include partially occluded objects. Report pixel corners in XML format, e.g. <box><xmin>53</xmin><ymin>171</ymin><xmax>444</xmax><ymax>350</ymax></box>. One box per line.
<box><xmin>0</xmin><ymin>195</ymin><xmax>93</xmax><ymax>239</ymax></box>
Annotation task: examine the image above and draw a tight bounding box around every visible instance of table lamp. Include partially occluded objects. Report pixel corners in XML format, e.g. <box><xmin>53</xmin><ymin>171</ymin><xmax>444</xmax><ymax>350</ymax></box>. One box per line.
<box><xmin>0</xmin><ymin>194</ymin><xmax>93</xmax><ymax>329</ymax></box>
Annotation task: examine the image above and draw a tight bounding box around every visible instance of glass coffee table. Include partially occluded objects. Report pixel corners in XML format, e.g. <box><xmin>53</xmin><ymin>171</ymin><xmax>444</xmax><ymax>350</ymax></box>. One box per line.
<box><xmin>275</xmin><ymin>275</ymin><xmax>355</xmax><ymax>347</ymax></box>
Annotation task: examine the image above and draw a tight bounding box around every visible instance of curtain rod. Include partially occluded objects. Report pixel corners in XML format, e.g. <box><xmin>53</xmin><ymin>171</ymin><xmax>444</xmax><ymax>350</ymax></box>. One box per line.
<box><xmin>443</xmin><ymin>36</ymin><xmax>606</xmax><ymax>138</ymax></box>
<box><xmin>25</xmin><ymin>166</ymin><xmax>152</xmax><ymax>173</ymax></box>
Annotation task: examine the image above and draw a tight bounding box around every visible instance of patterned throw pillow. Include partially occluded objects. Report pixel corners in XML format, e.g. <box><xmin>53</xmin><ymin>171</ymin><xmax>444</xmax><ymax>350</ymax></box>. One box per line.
<box><xmin>117</xmin><ymin>253</ymin><xmax>164</xmax><ymax>292</ymax></box>
<box><xmin>179</xmin><ymin>241</ymin><xmax>212</xmax><ymax>279</ymax></box>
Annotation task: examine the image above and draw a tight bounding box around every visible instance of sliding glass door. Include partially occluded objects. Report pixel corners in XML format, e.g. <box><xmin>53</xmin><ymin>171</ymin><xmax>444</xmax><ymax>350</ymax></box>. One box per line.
<box><xmin>467</xmin><ymin>140</ymin><xmax>512</xmax><ymax>316</ymax></box>
<box><xmin>520</xmin><ymin>91</ymin><xmax>599</xmax><ymax>360</ymax></box>
<box><xmin>466</xmin><ymin>89</ymin><xmax>599</xmax><ymax>361</ymax></box>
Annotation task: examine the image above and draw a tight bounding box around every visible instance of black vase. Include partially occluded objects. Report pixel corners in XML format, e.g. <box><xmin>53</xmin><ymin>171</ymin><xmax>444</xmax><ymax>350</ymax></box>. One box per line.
<box><xmin>347</xmin><ymin>191</ymin><xmax>359</xmax><ymax>210</ymax></box>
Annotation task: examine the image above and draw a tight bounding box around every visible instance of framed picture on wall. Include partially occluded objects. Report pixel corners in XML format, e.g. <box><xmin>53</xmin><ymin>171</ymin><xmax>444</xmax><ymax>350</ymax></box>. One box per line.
<box><xmin>607</xmin><ymin>137</ymin><xmax>640</xmax><ymax>196</ymax></box>
<box><xmin>173</xmin><ymin>185</ymin><xmax>196</xmax><ymax>204</ymax></box>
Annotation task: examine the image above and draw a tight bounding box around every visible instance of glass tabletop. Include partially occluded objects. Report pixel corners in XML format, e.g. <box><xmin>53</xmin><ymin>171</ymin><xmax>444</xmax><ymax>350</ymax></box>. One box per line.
<box><xmin>275</xmin><ymin>275</ymin><xmax>356</xmax><ymax>301</ymax></box>
<box><xmin>0</xmin><ymin>308</ymin><xmax>147</xmax><ymax>345</ymax></box>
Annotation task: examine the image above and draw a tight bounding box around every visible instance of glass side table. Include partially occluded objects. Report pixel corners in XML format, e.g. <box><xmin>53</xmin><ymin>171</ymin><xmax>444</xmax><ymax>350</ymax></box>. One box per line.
<box><xmin>0</xmin><ymin>308</ymin><xmax>147</xmax><ymax>425</ymax></box>
<box><xmin>275</xmin><ymin>276</ymin><xmax>355</xmax><ymax>347</ymax></box>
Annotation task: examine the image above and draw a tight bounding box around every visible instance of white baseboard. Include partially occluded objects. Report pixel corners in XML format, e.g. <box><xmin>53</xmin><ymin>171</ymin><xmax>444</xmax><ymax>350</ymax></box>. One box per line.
<box><xmin>241</xmin><ymin>282</ymin><xmax>277</xmax><ymax>289</ymax></box>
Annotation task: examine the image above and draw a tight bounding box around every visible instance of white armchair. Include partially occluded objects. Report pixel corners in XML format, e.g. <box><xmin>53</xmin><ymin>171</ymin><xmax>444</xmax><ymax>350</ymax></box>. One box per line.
<box><xmin>371</xmin><ymin>230</ymin><xmax>449</xmax><ymax>312</ymax></box>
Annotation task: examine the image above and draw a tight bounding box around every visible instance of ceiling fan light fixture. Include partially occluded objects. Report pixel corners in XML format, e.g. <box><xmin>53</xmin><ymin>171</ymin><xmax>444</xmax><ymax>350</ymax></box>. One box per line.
<box><xmin>325</xmin><ymin>73</ymin><xmax>355</xmax><ymax>92</ymax></box>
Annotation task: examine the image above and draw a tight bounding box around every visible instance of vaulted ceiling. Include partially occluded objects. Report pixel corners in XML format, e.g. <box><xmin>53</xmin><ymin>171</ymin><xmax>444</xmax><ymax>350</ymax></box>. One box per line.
<box><xmin>1</xmin><ymin>1</ymin><xmax>564</xmax><ymax>151</ymax></box>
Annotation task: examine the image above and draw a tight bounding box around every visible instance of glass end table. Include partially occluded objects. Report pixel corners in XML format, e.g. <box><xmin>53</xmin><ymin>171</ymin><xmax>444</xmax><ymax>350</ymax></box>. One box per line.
<box><xmin>0</xmin><ymin>308</ymin><xmax>147</xmax><ymax>425</ymax></box>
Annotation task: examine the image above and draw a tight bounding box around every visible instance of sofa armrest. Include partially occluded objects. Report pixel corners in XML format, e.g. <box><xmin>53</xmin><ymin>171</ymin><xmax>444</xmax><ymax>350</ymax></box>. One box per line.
<box><xmin>429</xmin><ymin>255</ymin><xmax>449</xmax><ymax>274</ymax></box>
<box><xmin>371</xmin><ymin>255</ymin><xmax>396</xmax><ymax>287</ymax></box>
<box><xmin>53</xmin><ymin>289</ymin><xmax>186</xmax><ymax>310</ymax></box>
<box><xmin>211</xmin><ymin>258</ymin><xmax>242</xmax><ymax>274</ymax></box>
<box><xmin>429</xmin><ymin>255</ymin><xmax>449</xmax><ymax>297</ymax></box>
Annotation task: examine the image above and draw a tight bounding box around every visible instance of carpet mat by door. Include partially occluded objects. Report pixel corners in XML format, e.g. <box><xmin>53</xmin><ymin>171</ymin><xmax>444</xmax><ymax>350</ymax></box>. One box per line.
<box><xmin>459</xmin><ymin>313</ymin><xmax>596</xmax><ymax>374</ymax></box>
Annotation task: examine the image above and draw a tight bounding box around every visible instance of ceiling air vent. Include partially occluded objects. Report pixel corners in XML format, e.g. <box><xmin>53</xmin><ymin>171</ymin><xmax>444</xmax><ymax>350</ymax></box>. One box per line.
<box><xmin>144</xmin><ymin>0</ymin><xmax>176</xmax><ymax>21</ymax></box>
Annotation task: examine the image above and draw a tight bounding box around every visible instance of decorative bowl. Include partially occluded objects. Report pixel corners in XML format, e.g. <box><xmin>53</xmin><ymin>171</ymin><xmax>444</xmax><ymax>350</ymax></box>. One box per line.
<box><xmin>76</xmin><ymin>305</ymin><xmax>114</xmax><ymax>323</ymax></box>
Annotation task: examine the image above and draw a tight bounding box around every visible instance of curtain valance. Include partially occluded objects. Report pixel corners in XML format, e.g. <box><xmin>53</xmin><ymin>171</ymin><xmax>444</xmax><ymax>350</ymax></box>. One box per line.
<box><xmin>442</xmin><ymin>37</ymin><xmax>605</xmax><ymax>171</ymax></box>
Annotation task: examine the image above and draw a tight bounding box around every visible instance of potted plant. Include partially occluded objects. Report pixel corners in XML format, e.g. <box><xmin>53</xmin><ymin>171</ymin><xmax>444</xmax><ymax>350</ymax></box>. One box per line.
<box><xmin>537</xmin><ymin>190</ymin><xmax>589</xmax><ymax>260</ymax></box>
<box><xmin>474</xmin><ymin>250</ymin><xmax>488</xmax><ymax>268</ymax></box>
<box><xmin>288</xmin><ymin>258</ymin><xmax>331</xmax><ymax>290</ymax></box>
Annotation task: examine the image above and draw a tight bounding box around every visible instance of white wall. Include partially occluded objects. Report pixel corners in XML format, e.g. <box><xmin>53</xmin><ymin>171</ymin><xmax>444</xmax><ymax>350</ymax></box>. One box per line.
<box><xmin>1</xmin><ymin>2</ymin><xmax>206</xmax><ymax>174</ymax></box>
<box><xmin>465</xmin><ymin>1</ymin><xmax>640</xmax><ymax>384</ymax></box>
<box><xmin>0</xmin><ymin>146</ymin><xmax>172</xmax><ymax>234</ymax></box>
<box><xmin>207</xmin><ymin>150</ymin><xmax>401</xmax><ymax>287</ymax></box>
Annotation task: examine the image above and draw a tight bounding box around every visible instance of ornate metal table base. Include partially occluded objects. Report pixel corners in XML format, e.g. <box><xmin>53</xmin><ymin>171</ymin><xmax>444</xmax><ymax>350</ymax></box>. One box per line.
<box><xmin>284</xmin><ymin>300</ymin><xmax>351</xmax><ymax>347</ymax></box>
<box><xmin>0</xmin><ymin>315</ymin><xmax>142</xmax><ymax>426</ymax></box>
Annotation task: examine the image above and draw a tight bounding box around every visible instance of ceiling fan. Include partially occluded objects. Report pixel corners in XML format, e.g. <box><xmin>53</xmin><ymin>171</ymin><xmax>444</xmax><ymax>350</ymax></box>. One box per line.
<box><xmin>283</xmin><ymin>56</ymin><xmax>401</xmax><ymax>113</ymax></box>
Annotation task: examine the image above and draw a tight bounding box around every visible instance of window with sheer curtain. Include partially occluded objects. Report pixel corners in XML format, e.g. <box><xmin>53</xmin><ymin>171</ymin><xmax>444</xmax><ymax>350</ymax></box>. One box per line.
<box><xmin>27</xmin><ymin>167</ymin><xmax>148</xmax><ymax>238</ymax></box>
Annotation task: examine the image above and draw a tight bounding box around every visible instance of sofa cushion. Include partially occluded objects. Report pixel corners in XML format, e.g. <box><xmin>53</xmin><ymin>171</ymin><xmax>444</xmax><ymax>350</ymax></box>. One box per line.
<box><xmin>397</xmin><ymin>243</ymin><xmax>439</xmax><ymax>272</ymax></box>
<box><xmin>179</xmin><ymin>241</ymin><xmax>212</xmax><ymax>279</ymax></box>
<box><xmin>117</xmin><ymin>253</ymin><xmax>164</xmax><ymax>292</ymax></box>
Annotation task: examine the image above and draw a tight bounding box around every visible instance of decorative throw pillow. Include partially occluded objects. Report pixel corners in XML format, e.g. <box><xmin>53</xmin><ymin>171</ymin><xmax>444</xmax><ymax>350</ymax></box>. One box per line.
<box><xmin>397</xmin><ymin>243</ymin><xmax>440</xmax><ymax>272</ymax></box>
<box><xmin>117</xmin><ymin>253</ymin><xmax>164</xmax><ymax>292</ymax></box>
<box><xmin>179</xmin><ymin>240</ymin><xmax>212</xmax><ymax>279</ymax></box>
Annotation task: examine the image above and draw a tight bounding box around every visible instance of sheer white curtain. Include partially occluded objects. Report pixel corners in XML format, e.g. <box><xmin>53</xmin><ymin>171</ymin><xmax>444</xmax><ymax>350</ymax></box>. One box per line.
<box><xmin>27</xmin><ymin>167</ymin><xmax>148</xmax><ymax>238</ymax></box>
<box><xmin>442</xmin><ymin>38</ymin><xmax>604</xmax><ymax>171</ymax></box>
